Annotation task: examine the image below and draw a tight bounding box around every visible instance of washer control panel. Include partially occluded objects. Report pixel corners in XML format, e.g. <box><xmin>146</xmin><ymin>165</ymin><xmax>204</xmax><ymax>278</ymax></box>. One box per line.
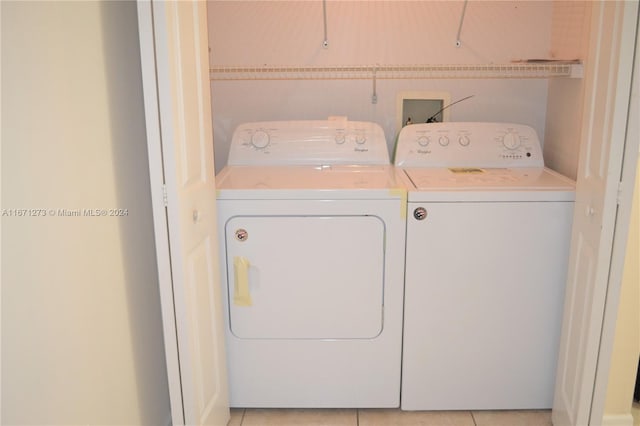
<box><xmin>394</xmin><ymin>122</ymin><xmax>544</xmax><ymax>168</ymax></box>
<box><xmin>227</xmin><ymin>119</ymin><xmax>389</xmax><ymax>166</ymax></box>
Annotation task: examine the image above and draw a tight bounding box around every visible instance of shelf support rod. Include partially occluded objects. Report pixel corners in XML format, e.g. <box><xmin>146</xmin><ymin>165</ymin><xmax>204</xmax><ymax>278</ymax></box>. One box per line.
<box><xmin>322</xmin><ymin>0</ymin><xmax>329</xmax><ymax>48</ymax></box>
<box><xmin>371</xmin><ymin>65</ymin><xmax>378</xmax><ymax>104</ymax></box>
<box><xmin>455</xmin><ymin>0</ymin><xmax>469</xmax><ymax>47</ymax></box>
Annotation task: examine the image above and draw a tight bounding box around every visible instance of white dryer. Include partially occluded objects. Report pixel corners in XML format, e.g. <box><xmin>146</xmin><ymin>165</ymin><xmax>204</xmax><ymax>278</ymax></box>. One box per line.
<box><xmin>216</xmin><ymin>119</ymin><xmax>406</xmax><ymax>408</ymax></box>
<box><xmin>395</xmin><ymin>122</ymin><xmax>575</xmax><ymax>410</ymax></box>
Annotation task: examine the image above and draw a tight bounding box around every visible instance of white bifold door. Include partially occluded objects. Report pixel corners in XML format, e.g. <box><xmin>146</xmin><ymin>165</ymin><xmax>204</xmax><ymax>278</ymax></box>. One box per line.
<box><xmin>137</xmin><ymin>1</ymin><xmax>230</xmax><ymax>425</ymax></box>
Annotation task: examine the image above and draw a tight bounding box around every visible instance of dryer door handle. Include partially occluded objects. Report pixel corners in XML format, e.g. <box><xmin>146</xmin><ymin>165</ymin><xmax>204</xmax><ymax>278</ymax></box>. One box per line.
<box><xmin>233</xmin><ymin>256</ymin><xmax>253</xmax><ymax>306</ymax></box>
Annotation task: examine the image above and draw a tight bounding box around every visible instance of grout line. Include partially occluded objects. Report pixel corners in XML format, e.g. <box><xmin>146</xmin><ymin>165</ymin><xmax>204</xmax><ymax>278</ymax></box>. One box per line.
<box><xmin>239</xmin><ymin>408</ymin><xmax>246</xmax><ymax>426</ymax></box>
<box><xmin>356</xmin><ymin>408</ymin><xmax>359</xmax><ymax>426</ymax></box>
<box><xmin>470</xmin><ymin>410</ymin><xmax>478</xmax><ymax>426</ymax></box>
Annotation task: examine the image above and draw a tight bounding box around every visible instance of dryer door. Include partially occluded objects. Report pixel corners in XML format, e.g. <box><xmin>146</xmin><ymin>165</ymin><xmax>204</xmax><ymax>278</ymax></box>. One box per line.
<box><xmin>224</xmin><ymin>215</ymin><xmax>385</xmax><ymax>339</ymax></box>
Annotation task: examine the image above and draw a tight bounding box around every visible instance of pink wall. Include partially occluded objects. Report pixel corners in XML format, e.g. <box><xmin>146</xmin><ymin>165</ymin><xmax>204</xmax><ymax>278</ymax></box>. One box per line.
<box><xmin>208</xmin><ymin>1</ymin><xmax>553</xmax><ymax>66</ymax></box>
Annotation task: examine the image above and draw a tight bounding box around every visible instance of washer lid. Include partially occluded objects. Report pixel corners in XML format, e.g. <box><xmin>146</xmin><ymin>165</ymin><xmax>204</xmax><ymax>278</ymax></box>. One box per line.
<box><xmin>216</xmin><ymin>165</ymin><xmax>406</xmax><ymax>200</ymax></box>
<box><xmin>403</xmin><ymin>167</ymin><xmax>575</xmax><ymax>202</ymax></box>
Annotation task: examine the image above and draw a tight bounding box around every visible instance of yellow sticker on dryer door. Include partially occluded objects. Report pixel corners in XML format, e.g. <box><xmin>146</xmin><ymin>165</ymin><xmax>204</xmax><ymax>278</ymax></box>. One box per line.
<box><xmin>448</xmin><ymin>167</ymin><xmax>485</xmax><ymax>174</ymax></box>
<box><xmin>233</xmin><ymin>256</ymin><xmax>253</xmax><ymax>307</ymax></box>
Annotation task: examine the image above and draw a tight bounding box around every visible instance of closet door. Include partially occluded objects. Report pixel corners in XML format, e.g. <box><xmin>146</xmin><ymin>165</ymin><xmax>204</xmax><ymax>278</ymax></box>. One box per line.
<box><xmin>552</xmin><ymin>2</ymin><xmax>639</xmax><ymax>425</ymax></box>
<box><xmin>138</xmin><ymin>1</ymin><xmax>230</xmax><ymax>425</ymax></box>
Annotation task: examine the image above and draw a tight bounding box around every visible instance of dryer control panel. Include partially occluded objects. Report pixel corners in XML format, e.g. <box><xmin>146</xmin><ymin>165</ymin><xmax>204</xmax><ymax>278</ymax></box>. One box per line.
<box><xmin>394</xmin><ymin>122</ymin><xmax>544</xmax><ymax>168</ymax></box>
<box><xmin>227</xmin><ymin>119</ymin><xmax>390</xmax><ymax>166</ymax></box>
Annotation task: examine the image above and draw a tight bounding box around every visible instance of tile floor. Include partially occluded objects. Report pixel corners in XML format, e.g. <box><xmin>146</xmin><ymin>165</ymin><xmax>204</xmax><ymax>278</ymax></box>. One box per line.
<box><xmin>227</xmin><ymin>408</ymin><xmax>552</xmax><ymax>426</ymax></box>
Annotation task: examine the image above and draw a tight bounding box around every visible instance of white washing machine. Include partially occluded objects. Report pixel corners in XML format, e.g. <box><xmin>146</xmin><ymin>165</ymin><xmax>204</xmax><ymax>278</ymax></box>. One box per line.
<box><xmin>395</xmin><ymin>122</ymin><xmax>575</xmax><ymax>410</ymax></box>
<box><xmin>216</xmin><ymin>119</ymin><xmax>406</xmax><ymax>408</ymax></box>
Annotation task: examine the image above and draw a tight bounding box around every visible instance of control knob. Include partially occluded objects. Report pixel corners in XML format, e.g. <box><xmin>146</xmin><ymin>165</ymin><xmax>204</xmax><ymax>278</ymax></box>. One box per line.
<box><xmin>502</xmin><ymin>132</ymin><xmax>521</xmax><ymax>150</ymax></box>
<box><xmin>251</xmin><ymin>130</ymin><xmax>270</xmax><ymax>149</ymax></box>
<box><xmin>417</xmin><ymin>136</ymin><xmax>430</xmax><ymax>147</ymax></box>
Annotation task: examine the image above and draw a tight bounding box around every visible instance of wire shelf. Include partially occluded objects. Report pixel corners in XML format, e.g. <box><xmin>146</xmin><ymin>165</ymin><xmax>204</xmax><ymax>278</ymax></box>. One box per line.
<box><xmin>209</xmin><ymin>63</ymin><xmax>583</xmax><ymax>81</ymax></box>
